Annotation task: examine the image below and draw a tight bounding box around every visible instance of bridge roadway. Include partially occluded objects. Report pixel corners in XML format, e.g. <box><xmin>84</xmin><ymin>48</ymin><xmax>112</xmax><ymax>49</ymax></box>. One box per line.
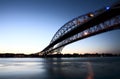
<box><xmin>41</xmin><ymin>3</ymin><xmax>120</xmax><ymax>55</ymax></box>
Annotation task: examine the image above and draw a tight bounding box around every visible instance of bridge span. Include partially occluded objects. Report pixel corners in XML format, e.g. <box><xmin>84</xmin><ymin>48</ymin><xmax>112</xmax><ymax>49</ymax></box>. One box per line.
<box><xmin>39</xmin><ymin>2</ymin><xmax>120</xmax><ymax>56</ymax></box>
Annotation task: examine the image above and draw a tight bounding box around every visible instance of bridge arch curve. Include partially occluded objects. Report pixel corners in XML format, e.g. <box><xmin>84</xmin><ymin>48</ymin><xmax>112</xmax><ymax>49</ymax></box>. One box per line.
<box><xmin>40</xmin><ymin>2</ymin><xmax>120</xmax><ymax>56</ymax></box>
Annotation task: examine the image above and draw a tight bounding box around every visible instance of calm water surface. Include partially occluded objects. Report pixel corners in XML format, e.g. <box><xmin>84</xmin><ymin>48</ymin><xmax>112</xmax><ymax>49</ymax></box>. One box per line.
<box><xmin>0</xmin><ymin>57</ymin><xmax>120</xmax><ymax>79</ymax></box>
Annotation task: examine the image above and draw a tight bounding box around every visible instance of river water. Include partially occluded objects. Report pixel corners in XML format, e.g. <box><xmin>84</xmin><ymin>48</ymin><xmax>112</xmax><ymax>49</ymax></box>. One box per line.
<box><xmin>0</xmin><ymin>57</ymin><xmax>120</xmax><ymax>79</ymax></box>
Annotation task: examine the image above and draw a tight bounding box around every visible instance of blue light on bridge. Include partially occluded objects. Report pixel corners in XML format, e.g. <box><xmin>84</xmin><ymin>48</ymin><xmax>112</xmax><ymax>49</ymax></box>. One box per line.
<box><xmin>106</xmin><ymin>6</ymin><xmax>110</xmax><ymax>10</ymax></box>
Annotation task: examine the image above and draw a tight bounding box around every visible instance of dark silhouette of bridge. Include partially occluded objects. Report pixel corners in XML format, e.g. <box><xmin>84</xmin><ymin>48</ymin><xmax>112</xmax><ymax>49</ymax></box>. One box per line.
<box><xmin>39</xmin><ymin>2</ymin><xmax>120</xmax><ymax>56</ymax></box>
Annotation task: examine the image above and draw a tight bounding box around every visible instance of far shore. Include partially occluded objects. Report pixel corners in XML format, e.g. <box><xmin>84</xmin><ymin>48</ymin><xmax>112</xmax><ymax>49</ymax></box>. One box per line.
<box><xmin>0</xmin><ymin>53</ymin><xmax>120</xmax><ymax>58</ymax></box>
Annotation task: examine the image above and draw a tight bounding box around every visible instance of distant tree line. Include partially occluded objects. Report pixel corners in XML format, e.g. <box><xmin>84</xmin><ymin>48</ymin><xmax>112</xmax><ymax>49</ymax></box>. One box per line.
<box><xmin>0</xmin><ymin>53</ymin><xmax>120</xmax><ymax>58</ymax></box>
<box><xmin>44</xmin><ymin>53</ymin><xmax>120</xmax><ymax>57</ymax></box>
<box><xmin>0</xmin><ymin>53</ymin><xmax>40</xmax><ymax>58</ymax></box>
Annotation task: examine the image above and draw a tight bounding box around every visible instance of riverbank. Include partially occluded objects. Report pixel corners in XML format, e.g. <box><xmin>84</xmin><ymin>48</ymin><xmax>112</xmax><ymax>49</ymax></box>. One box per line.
<box><xmin>0</xmin><ymin>53</ymin><xmax>120</xmax><ymax>58</ymax></box>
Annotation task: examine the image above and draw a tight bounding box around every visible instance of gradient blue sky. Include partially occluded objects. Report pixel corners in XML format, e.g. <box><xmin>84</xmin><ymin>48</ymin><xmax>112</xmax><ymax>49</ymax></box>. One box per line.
<box><xmin>0</xmin><ymin>0</ymin><xmax>120</xmax><ymax>54</ymax></box>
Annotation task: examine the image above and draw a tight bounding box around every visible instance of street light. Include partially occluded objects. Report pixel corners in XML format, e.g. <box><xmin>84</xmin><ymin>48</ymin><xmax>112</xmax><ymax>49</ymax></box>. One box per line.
<box><xmin>106</xmin><ymin>6</ymin><xmax>110</xmax><ymax>10</ymax></box>
<box><xmin>88</xmin><ymin>13</ymin><xmax>94</xmax><ymax>17</ymax></box>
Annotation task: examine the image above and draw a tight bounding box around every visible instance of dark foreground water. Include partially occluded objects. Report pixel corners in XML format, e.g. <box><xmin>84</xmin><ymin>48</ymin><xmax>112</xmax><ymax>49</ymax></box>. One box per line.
<box><xmin>0</xmin><ymin>57</ymin><xmax>120</xmax><ymax>79</ymax></box>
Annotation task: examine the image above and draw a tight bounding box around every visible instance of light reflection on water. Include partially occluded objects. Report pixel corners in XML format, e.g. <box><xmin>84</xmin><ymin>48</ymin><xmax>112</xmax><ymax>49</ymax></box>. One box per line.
<box><xmin>86</xmin><ymin>62</ymin><xmax>94</xmax><ymax>79</ymax></box>
<box><xmin>0</xmin><ymin>57</ymin><xmax>120</xmax><ymax>79</ymax></box>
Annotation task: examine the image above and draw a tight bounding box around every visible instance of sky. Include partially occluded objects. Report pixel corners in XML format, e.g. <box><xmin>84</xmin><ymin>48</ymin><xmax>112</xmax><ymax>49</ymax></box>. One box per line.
<box><xmin>0</xmin><ymin>0</ymin><xmax>120</xmax><ymax>54</ymax></box>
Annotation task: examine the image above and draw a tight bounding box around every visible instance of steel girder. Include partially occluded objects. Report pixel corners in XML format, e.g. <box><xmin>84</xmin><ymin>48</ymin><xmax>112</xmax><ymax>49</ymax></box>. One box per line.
<box><xmin>48</xmin><ymin>16</ymin><xmax>120</xmax><ymax>53</ymax></box>
<box><xmin>40</xmin><ymin>2</ymin><xmax>120</xmax><ymax>55</ymax></box>
<box><xmin>46</xmin><ymin>8</ymin><xmax>106</xmax><ymax>55</ymax></box>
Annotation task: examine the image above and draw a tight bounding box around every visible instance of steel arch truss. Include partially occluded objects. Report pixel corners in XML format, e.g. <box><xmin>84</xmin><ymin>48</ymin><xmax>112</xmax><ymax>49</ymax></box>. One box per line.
<box><xmin>47</xmin><ymin>8</ymin><xmax>107</xmax><ymax>54</ymax></box>
<box><xmin>50</xmin><ymin>8</ymin><xmax>106</xmax><ymax>44</ymax></box>
<box><xmin>40</xmin><ymin>2</ymin><xmax>120</xmax><ymax>55</ymax></box>
<box><xmin>47</xmin><ymin>16</ymin><xmax>120</xmax><ymax>54</ymax></box>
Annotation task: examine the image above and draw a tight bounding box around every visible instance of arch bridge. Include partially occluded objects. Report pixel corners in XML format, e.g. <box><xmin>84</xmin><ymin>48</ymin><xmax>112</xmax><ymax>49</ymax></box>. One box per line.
<box><xmin>39</xmin><ymin>2</ymin><xmax>120</xmax><ymax>56</ymax></box>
